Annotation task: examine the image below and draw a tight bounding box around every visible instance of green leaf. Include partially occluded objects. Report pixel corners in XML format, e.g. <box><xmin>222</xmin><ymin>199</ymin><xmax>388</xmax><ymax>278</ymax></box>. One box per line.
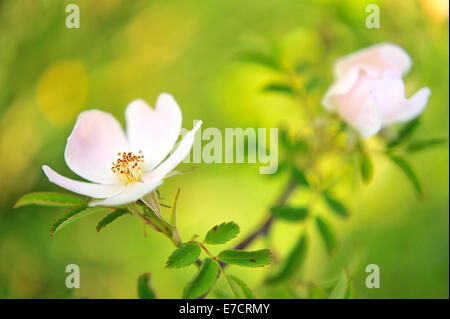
<box><xmin>268</xmin><ymin>161</ymin><xmax>287</xmax><ymax>178</ymax></box>
<box><xmin>217</xmin><ymin>249</ymin><xmax>272</xmax><ymax>267</ymax></box>
<box><xmin>262</xmin><ymin>83</ymin><xmax>294</xmax><ymax>95</ymax></box>
<box><xmin>270</xmin><ymin>205</ymin><xmax>308</xmax><ymax>222</ymax></box>
<box><xmin>315</xmin><ymin>216</ymin><xmax>336</xmax><ymax>254</ymax></box>
<box><xmin>15</xmin><ymin>192</ymin><xmax>85</xmax><ymax>208</ymax></box>
<box><xmin>137</xmin><ymin>273</ymin><xmax>157</xmax><ymax>299</ymax></box>
<box><xmin>51</xmin><ymin>205</ymin><xmax>113</xmax><ymax>236</ymax></box>
<box><xmin>166</xmin><ymin>242</ymin><xmax>201</xmax><ymax>269</ymax></box>
<box><xmin>359</xmin><ymin>152</ymin><xmax>374</xmax><ymax>184</ymax></box>
<box><xmin>183</xmin><ymin>258</ymin><xmax>219</xmax><ymax>299</ymax></box>
<box><xmin>291</xmin><ymin>167</ymin><xmax>309</xmax><ymax>187</ymax></box>
<box><xmin>237</xmin><ymin>50</ymin><xmax>281</xmax><ymax>71</ymax></box>
<box><xmin>291</xmin><ymin>139</ymin><xmax>309</xmax><ymax>153</ymax></box>
<box><xmin>345</xmin><ymin>280</ymin><xmax>355</xmax><ymax>299</ymax></box>
<box><xmin>279</xmin><ymin>129</ymin><xmax>292</xmax><ymax>148</ymax></box>
<box><xmin>389</xmin><ymin>155</ymin><xmax>424</xmax><ymax>200</ymax></box>
<box><xmin>304</xmin><ymin>76</ymin><xmax>322</xmax><ymax>93</ymax></box>
<box><xmin>322</xmin><ymin>192</ymin><xmax>349</xmax><ymax>218</ymax></box>
<box><xmin>329</xmin><ymin>270</ymin><xmax>352</xmax><ymax>299</ymax></box>
<box><xmin>388</xmin><ymin>118</ymin><xmax>421</xmax><ymax>148</ymax></box>
<box><xmin>308</xmin><ymin>282</ymin><xmax>327</xmax><ymax>299</ymax></box>
<box><xmin>229</xmin><ymin>275</ymin><xmax>256</xmax><ymax>299</ymax></box>
<box><xmin>405</xmin><ymin>138</ymin><xmax>448</xmax><ymax>153</ymax></box>
<box><xmin>96</xmin><ymin>209</ymin><xmax>129</xmax><ymax>232</ymax></box>
<box><xmin>204</xmin><ymin>222</ymin><xmax>240</xmax><ymax>245</ymax></box>
<box><xmin>294</xmin><ymin>61</ymin><xmax>312</xmax><ymax>74</ymax></box>
<box><xmin>266</xmin><ymin>233</ymin><xmax>307</xmax><ymax>284</ymax></box>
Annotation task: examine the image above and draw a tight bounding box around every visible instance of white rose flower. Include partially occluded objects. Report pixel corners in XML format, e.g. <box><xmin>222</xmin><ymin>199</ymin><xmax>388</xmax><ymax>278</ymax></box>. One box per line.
<box><xmin>322</xmin><ymin>43</ymin><xmax>431</xmax><ymax>138</ymax></box>
<box><xmin>42</xmin><ymin>93</ymin><xmax>201</xmax><ymax>206</ymax></box>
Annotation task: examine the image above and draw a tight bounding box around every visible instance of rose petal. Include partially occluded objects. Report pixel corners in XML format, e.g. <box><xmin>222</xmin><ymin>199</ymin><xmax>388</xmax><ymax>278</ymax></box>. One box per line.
<box><xmin>369</xmin><ymin>73</ymin><xmax>431</xmax><ymax>126</ymax></box>
<box><xmin>334</xmin><ymin>43</ymin><xmax>412</xmax><ymax>78</ymax></box>
<box><xmin>88</xmin><ymin>180</ymin><xmax>163</xmax><ymax>207</ymax></box>
<box><xmin>65</xmin><ymin>110</ymin><xmax>129</xmax><ymax>184</ymax></box>
<box><xmin>322</xmin><ymin>67</ymin><xmax>360</xmax><ymax>111</ymax></box>
<box><xmin>326</xmin><ymin>72</ymin><xmax>382</xmax><ymax>138</ymax></box>
<box><xmin>144</xmin><ymin>121</ymin><xmax>202</xmax><ymax>183</ymax></box>
<box><xmin>125</xmin><ymin>93</ymin><xmax>182</xmax><ymax>171</ymax></box>
<box><xmin>391</xmin><ymin>87</ymin><xmax>431</xmax><ymax>124</ymax></box>
<box><xmin>42</xmin><ymin>165</ymin><xmax>125</xmax><ymax>198</ymax></box>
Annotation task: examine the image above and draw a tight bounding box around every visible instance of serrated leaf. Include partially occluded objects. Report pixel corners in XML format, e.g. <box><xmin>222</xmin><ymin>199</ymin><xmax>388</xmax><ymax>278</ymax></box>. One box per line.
<box><xmin>389</xmin><ymin>155</ymin><xmax>424</xmax><ymax>200</ymax></box>
<box><xmin>388</xmin><ymin>118</ymin><xmax>421</xmax><ymax>148</ymax></box>
<box><xmin>15</xmin><ymin>192</ymin><xmax>85</xmax><ymax>209</ymax></box>
<box><xmin>322</xmin><ymin>192</ymin><xmax>349</xmax><ymax>218</ymax></box>
<box><xmin>236</xmin><ymin>50</ymin><xmax>281</xmax><ymax>71</ymax></box>
<box><xmin>270</xmin><ymin>206</ymin><xmax>308</xmax><ymax>222</ymax></box>
<box><xmin>96</xmin><ymin>209</ymin><xmax>129</xmax><ymax>232</ymax></box>
<box><xmin>204</xmin><ymin>222</ymin><xmax>240</xmax><ymax>245</ymax></box>
<box><xmin>329</xmin><ymin>270</ymin><xmax>352</xmax><ymax>299</ymax></box>
<box><xmin>229</xmin><ymin>275</ymin><xmax>256</xmax><ymax>299</ymax></box>
<box><xmin>359</xmin><ymin>152</ymin><xmax>374</xmax><ymax>184</ymax></box>
<box><xmin>266</xmin><ymin>233</ymin><xmax>307</xmax><ymax>284</ymax></box>
<box><xmin>137</xmin><ymin>273</ymin><xmax>156</xmax><ymax>299</ymax></box>
<box><xmin>51</xmin><ymin>205</ymin><xmax>113</xmax><ymax>236</ymax></box>
<box><xmin>183</xmin><ymin>258</ymin><xmax>219</xmax><ymax>299</ymax></box>
<box><xmin>315</xmin><ymin>216</ymin><xmax>336</xmax><ymax>254</ymax></box>
<box><xmin>217</xmin><ymin>249</ymin><xmax>272</xmax><ymax>267</ymax></box>
<box><xmin>166</xmin><ymin>242</ymin><xmax>201</xmax><ymax>269</ymax></box>
<box><xmin>405</xmin><ymin>138</ymin><xmax>448</xmax><ymax>153</ymax></box>
<box><xmin>262</xmin><ymin>83</ymin><xmax>294</xmax><ymax>95</ymax></box>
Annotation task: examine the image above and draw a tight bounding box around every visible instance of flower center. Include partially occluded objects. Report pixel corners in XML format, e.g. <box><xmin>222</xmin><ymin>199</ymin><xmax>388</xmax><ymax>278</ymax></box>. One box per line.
<box><xmin>111</xmin><ymin>151</ymin><xmax>144</xmax><ymax>184</ymax></box>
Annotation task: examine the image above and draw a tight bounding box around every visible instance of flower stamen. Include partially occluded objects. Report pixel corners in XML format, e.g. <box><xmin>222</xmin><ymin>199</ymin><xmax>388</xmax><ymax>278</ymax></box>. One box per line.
<box><xmin>111</xmin><ymin>151</ymin><xmax>144</xmax><ymax>184</ymax></box>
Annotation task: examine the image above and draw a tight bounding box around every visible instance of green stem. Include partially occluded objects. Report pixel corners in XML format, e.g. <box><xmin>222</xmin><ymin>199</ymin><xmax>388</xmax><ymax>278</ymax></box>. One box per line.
<box><xmin>130</xmin><ymin>200</ymin><xmax>182</xmax><ymax>247</ymax></box>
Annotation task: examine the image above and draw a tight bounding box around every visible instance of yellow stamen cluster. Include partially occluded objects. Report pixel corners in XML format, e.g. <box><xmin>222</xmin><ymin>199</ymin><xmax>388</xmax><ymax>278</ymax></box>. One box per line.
<box><xmin>111</xmin><ymin>151</ymin><xmax>144</xmax><ymax>184</ymax></box>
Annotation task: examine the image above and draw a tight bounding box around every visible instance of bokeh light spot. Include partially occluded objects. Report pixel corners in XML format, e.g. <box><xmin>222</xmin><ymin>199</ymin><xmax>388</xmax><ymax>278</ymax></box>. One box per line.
<box><xmin>37</xmin><ymin>60</ymin><xmax>88</xmax><ymax>125</ymax></box>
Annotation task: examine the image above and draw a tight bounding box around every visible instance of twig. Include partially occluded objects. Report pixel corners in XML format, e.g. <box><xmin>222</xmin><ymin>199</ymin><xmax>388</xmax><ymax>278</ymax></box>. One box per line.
<box><xmin>233</xmin><ymin>177</ymin><xmax>297</xmax><ymax>251</ymax></box>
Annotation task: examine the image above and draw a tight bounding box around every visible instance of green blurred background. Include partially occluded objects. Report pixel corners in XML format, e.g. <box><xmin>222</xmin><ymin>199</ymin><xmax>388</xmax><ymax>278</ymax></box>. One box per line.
<box><xmin>0</xmin><ymin>0</ymin><xmax>448</xmax><ymax>298</ymax></box>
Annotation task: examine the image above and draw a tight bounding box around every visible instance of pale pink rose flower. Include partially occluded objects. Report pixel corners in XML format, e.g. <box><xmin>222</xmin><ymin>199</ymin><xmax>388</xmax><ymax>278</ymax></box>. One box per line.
<box><xmin>322</xmin><ymin>43</ymin><xmax>431</xmax><ymax>138</ymax></box>
<box><xmin>42</xmin><ymin>93</ymin><xmax>202</xmax><ymax>207</ymax></box>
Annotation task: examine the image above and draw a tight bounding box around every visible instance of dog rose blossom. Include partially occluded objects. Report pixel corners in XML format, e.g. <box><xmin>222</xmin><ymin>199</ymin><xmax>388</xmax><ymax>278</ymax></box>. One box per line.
<box><xmin>322</xmin><ymin>43</ymin><xmax>431</xmax><ymax>138</ymax></box>
<box><xmin>42</xmin><ymin>93</ymin><xmax>201</xmax><ymax>206</ymax></box>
